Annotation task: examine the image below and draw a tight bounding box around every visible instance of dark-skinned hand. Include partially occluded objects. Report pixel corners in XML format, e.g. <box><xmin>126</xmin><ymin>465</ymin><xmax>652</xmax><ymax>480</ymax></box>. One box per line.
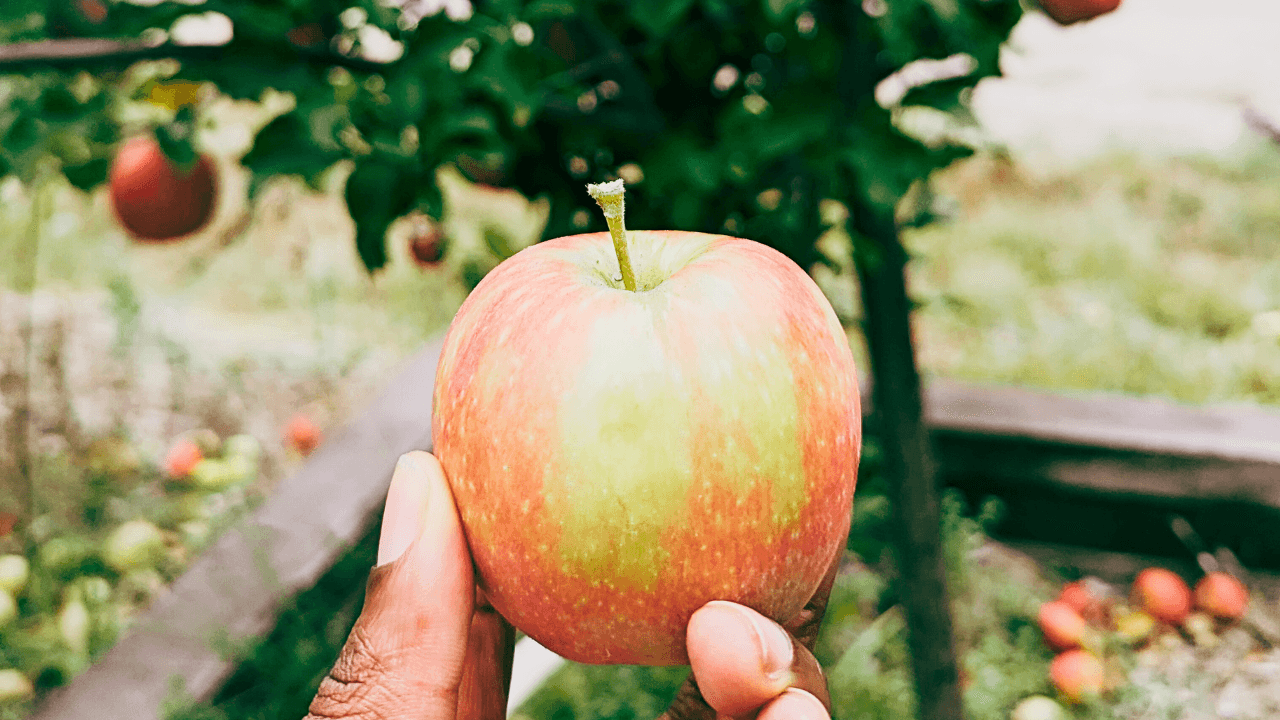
<box><xmin>306</xmin><ymin>451</ymin><xmax>837</xmax><ymax>720</ymax></box>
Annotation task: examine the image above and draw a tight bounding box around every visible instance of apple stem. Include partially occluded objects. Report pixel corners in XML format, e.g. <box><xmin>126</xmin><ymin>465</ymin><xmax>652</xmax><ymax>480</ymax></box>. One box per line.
<box><xmin>587</xmin><ymin>179</ymin><xmax>637</xmax><ymax>291</ymax></box>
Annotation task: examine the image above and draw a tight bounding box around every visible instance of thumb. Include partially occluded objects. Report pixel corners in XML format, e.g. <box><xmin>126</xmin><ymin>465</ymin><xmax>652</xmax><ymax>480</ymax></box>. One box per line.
<box><xmin>307</xmin><ymin>451</ymin><xmax>474</xmax><ymax>720</ymax></box>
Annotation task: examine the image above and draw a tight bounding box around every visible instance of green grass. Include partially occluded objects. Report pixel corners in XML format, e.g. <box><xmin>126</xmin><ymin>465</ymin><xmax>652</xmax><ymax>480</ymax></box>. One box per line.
<box><xmin>901</xmin><ymin>150</ymin><xmax>1280</xmax><ymax>405</ymax></box>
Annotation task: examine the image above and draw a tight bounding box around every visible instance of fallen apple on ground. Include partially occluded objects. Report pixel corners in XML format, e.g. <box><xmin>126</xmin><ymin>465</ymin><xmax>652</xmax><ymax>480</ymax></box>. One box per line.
<box><xmin>1038</xmin><ymin>600</ymin><xmax>1092</xmax><ymax>651</ymax></box>
<box><xmin>285</xmin><ymin>414</ymin><xmax>322</xmax><ymax>457</ymax></box>
<box><xmin>1194</xmin><ymin>571</ymin><xmax>1249</xmax><ymax>620</ymax></box>
<box><xmin>1132</xmin><ymin>567</ymin><xmax>1192</xmax><ymax>625</ymax></box>
<box><xmin>1049</xmin><ymin>648</ymin><xmax>1104</xmax><ymax>703</ymax></box>
<box><xmin>432</xmin><ymin>179</ymin><xmax>861</xmax><ymax>665</ymax></box>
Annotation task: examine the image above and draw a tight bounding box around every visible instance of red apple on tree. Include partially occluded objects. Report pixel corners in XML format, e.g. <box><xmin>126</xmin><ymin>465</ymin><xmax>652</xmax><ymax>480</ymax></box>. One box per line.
<box><xmin>1039</xmin><ymin>0</ymin><xmax>1121</xmax><ymax>25</ymax></box>
<box><xmin>109</xmin><ymin>133</ymin><xmax>217</xmax><ymax>242</ymax></box>
<box><xmin>432</xmin><ymin>179</ymin><xmax>861</xmax><ymax>665</ymax></box>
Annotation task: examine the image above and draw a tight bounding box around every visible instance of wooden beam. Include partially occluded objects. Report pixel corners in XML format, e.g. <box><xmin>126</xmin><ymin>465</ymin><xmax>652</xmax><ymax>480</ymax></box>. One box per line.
<box><xmin>0</xmin><ymin>36</ymin><xmax>388</xmax><ymax>73</ymax></box>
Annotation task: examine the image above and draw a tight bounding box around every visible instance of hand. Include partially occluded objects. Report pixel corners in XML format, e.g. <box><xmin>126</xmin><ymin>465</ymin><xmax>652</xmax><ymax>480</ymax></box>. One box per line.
<box><xmin>306</xmin><ymin>451</ymin><xmax>835</xmax><ymax>720</ymax></box>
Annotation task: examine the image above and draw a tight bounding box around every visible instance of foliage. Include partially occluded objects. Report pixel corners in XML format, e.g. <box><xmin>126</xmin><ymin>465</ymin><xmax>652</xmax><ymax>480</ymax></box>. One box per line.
<box><xmin>0</xmin><ymin>0</ymin><xmax>1021</xmax><ymax>281</ymax></box>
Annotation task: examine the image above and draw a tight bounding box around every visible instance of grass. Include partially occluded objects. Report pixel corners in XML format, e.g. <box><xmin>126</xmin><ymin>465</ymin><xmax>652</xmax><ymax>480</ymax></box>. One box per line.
<box><xmin>902</xmin><ymin>150</ymin><xmax>1280</xmax><ymax>405</ymax></box>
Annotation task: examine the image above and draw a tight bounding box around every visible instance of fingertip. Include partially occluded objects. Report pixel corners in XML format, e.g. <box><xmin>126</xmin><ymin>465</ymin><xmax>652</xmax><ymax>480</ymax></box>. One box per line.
<box><xmin>758</xmin><ymin>688</ymin><xmax>829</xmax><ymax>720</ymax></box>
<box><xmin>687</xmin><ymin>601</ymin><xmax>794</xmax><ymax>717</ymax></box>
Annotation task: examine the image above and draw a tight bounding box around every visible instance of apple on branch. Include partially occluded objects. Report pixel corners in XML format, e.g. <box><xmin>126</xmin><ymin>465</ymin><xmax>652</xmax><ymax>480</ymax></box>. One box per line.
<box><xmin>432</xmin><ymin>179</ymin><xmax>861</xmax><ymax>665</ymax></box>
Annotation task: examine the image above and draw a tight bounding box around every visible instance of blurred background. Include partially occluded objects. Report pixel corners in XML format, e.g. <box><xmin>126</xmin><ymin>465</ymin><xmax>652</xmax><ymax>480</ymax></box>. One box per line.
<box><xmin>2</xmin><ymin>0</ymin><xmax>1280</xmax><ymax>719</ymax></box>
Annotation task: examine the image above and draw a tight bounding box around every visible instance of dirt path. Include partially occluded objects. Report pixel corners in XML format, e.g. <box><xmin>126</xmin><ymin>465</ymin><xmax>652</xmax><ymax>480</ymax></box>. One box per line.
<box><xmin>974</xmin><ymin>0</ymin><xmax>1280</xmax><ymax>166</ymax></box>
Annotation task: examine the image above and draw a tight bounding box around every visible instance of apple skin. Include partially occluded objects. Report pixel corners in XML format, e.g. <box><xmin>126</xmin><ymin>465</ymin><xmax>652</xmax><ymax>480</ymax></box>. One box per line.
<box><xmin>1039</xmin><ymin>0</ymin><xmax>1121</xmax><ymax>25</ymax></box>
<box><xmin>109</xmin><ymin>136</ymin><xmax>217</xmax><ymax>242</ymax></box>
<box><xmin>433</xmin><ymin>230</ymin><xmax>861</xmax><ymax>665</ymax></box>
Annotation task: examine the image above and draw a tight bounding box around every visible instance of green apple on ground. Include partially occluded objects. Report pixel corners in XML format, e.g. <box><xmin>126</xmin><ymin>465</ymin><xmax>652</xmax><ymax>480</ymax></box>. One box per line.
<box><xmin>1011</xmin><ymin>695</ymin><xmax>1066</xmax><ymax>720</ymax></box>
<box><xmin>0</xmin><ymin>555</ymin><xmax>29</xmax><ymax>596</ymax></box>
<box><xmin>0</xmin><ymin>669</ymin><xmax>34</xmax><ymax>704</ymax></box>
<box><xmin>433</xmin><ymin>179</ymin><xmax>861</xmax><ymax>665</ymax></box>
<box><xmin>102</xmin><ymin>520</ymin><xmax>166</xmax><ymax>573</ymax></box>
<box><xmin>0</xmin><ymin>590</ymin><xmax>16</xmax><ymax>627</ymax></box>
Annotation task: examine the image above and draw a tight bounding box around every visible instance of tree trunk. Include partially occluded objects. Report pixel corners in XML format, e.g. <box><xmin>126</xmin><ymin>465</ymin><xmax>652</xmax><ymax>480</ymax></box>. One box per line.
<box><xmin>851</xmin><ymin>197</ymin><xmax>965</xmax><ymax>720</ymax></box>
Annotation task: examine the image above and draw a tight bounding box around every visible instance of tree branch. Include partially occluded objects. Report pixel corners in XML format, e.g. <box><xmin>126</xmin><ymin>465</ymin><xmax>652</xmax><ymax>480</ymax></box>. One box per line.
<box><xmin>0</xmin><ymin>36</ymin><xmax>389</xmax><ymax>74</ymax></box>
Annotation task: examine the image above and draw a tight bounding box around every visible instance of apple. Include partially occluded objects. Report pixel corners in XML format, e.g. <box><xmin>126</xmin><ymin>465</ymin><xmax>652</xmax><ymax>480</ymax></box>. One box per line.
<box><xmin>164</xmin><ymin>440</ymin><xmax>204</xmax><ymax>480</ymax></box>
<box><xmin>0</xmin><ymin>555</ymin><xmax>28</xmax><ymax>596</ymax></box>
<box><xmin>1011</xmin><ymin>695</ymin><xmax>1065</xmax><ymax>720</ymax></box>
<box><xmin>286</xmin><ymin>414</ymin><xmax>323</xmax><ymax>457</ymax></box>
<box><xmin>410</xmin><ymin>227</ymin><xmax>447</xmax><ymax>266</ymax></box>
<box><xmin>109</xmin><ymin>135</ymin><xmax>217</xmax><ymax>242</ymax></box>
<box><xmin>102</xmin><ymin>520</ymin><xmax>166</xmax><ymax>573</ymax></box>
<box><xmin>1038</xmin><ymin>600</ymin><xmax>1090</xmax><ymax>651</ymax></box>
<box><xmin>432</xmin><ymin>180</ymin><xmax>861</xmax><ymax>665</ymax></box>
<box><xmin>0</xmin><ymin>669</ymin><xmax>33</xmax><ymax>704</ymax></box>
<box><xmin>0</xmin><ymin>590</ymin><xmax>15</xmax><ymax>628</ymax></box>
<box><xmin>1132</xmin><ymin>567</ymin><xmax>1191</xmax><ymax>625</ymax></box>
<box><xmin>1038</xmin><ymin>0</ymin><xmax>1121</xmax><ymax>25</ymax></box>
<box><xmin>1194</xmin><ymin>571</ymin><xmax>1248</xmax><ymax>620</ymax></box>
<box><xmin>1049</xmin><ymin>649</ymin><xmax>1104</xmax><ymax>703</ymax></box>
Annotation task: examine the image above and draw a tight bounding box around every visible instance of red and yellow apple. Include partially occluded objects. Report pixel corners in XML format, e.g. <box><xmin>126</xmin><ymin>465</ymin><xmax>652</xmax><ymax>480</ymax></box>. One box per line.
<box><xmin>109</xmin><ymin>135</ymin><xmax>217</xmax><ymax>242</ymax></box>
<box><xmin>432</xmin><ymin>181</ymin><xmax>860</xmax><ymax>665</ymax></box>
<box><xmin>1049</xmin><ymin>649</ymin><xmax>1104</xmax><ymax>703</ymax></box>
<box><xmin>1038</xmin><ymin>600</ymin><xmax>1090</xmax><ymax>651</ymax></box>
<box><xmin>1194</xmin><ymin>571</ymin><xmax>1248</xmax><ymax>620</ymax></box>
<box><xmin>1132</xmin><ymin>567</ymin><xmax>1191</xmax><ymax>625</ymax></box>
<box><xmin>1039</xmin><ymin>0</ymin><xmax>1121</xmax><ymax>25</ymax></box>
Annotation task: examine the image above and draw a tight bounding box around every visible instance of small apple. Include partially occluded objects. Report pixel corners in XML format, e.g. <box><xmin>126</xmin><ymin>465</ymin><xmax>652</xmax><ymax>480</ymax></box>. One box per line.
<box><xmin>433</xmin><ymin>180</ymin><xmax>861</xmax><ymax>664</ymax></box>
<box><xmin>0</xmin><ymin>590</ymin><xmax>15</xmax><ymax>628</ymax></box>
<box><xmin>109</xmin><ymin>135</ymin><xmax>217</xmax><ymax>242</ymax></box>
<box><xmin>102</xmin><ymin>520</ymin><xmax>166</xmax><ymax>573</ymax></box>
<box><xmin>1194</xmin><ymin>571</ymin><xmax>1248</xmax><ymax>620</ymax></box>
<box><xmin>1038</xmin><ymin>0</ymin><xmax>1121</xmax><ymax>25</ymax></box>
<box><xmin>58</xmin><ymin>594</ymin><xmax>91</xmax><ymax>655</ymax></box>
<box><xmin>1132</xmin><ymin>567</ymin><xmax>1192</xmax><ymax>625</ymax></box>
<box><xmin>410</xmin><ymin>227</ymin><xmax>447</xmax><ymax>266</ymax></box>
<box><xmin>1114</xmin><ymin>608</ymin><xmax>1156</xmax><ymax>644</ymax></box>
<box><xmin>164</xmin><ymin>440</ymin><xmax>204</xmax><ymax>480</ymax></box>
<box><xmin>0</xmin><ymin>669</ymin><xmax>33</xmax><ymax>704</ymax></box>
<box><xmin>0</xmin><ymin>556</ymin><xmax>29</xmax><ymax>596</ymax></box>
<box><xmin>285</xmin><ymin>414</ymin><xmax>322</xmax><ymax>457</ymax></box>
<box><xmin>1011</xmin><ymin>695</ymin><xmax>1066</xmax><ymax>720</ymax></box>
<box><xmin>223</xmin><ymin>434</ymin><xmax>262</xmax><ymax>463</ymax></box>
<box><xmin>1049</xmin><ymin>649</ymin><xmax>1104</xmax><ymax>703</ymax></box>
<box><xmin>1038</xmin><ymin>601</ymin><xmax>1091</xmax><ymax>651</ymax></box>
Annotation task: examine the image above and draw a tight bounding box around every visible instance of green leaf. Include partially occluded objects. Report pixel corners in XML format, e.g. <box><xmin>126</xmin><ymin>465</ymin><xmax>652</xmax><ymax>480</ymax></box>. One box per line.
<box><xmin>630</xmin><ymin>0</ymin><xmax>698</xmax><ymax>37</ymax></box>
<box><xmin>62</xmin><ymin>158</ymin><xmax>110</xmax><ymax>192</ymax></box>
<box><xmin>242</xmin><ymin>111</ymin><xmax>345</xmax><ymax>194</ymax></box>
<box><xmin>344</xmin><ymin>158</ymin><xmax>420</xmax><ymax>272</ymax></box>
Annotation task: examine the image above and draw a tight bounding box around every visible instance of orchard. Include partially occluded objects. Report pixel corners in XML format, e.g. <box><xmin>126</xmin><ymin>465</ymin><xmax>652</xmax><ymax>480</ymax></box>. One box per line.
<box><xmin>10</xmin><ymin>1</ymin><xmax>1280</xmax><ymax>720</ymax></box>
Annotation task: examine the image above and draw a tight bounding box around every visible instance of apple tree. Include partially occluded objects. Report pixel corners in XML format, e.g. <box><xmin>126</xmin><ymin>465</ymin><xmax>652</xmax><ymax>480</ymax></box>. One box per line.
<box><xmin>0</xmin><ymin>1</ymin><xmax>1101</xmax><ymax>717</ymax></box>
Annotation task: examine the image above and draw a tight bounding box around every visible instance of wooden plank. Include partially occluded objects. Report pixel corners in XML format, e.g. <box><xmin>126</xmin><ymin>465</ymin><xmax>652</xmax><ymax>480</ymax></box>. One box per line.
<box><xmin>31</xmin><ymin>336</ymin><xmax>445</xmax><ymax>720</ymax></box>
<box><xmin>923</xmin><ymin>380</ymin><xmax>1280</xmax><ymax>509</ymax></box>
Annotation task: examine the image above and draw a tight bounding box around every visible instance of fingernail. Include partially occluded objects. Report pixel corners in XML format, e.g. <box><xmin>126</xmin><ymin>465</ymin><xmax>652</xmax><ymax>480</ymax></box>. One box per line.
<box><xmin>708</xmin><ymin>600</ymin><xmax>795</xmax><ymax>682</ymax></box>
<box><xmin>774</xmin><ymin>689</ymin><xmax>828</xmax><ymax>720</ymax></box>
<box><xmin>376</xmin><ymin>453</ymin><xmax>432</xmax><ymax>566</ymax></box>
